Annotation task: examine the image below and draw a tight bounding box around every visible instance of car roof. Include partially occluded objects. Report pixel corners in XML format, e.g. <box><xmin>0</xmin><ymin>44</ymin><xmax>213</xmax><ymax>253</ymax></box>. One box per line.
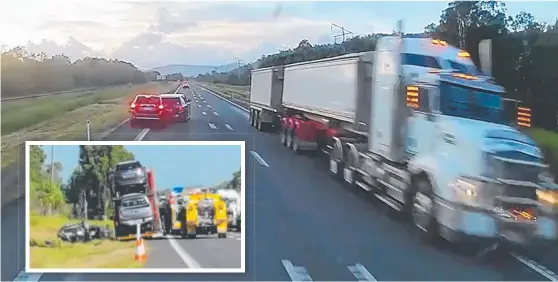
<box><xmin>116</xmin><ymin>160</ymin><xmax>140</xmax><ymax>165</ymax></box>
<box><xmin>159</xmin><ymin>94</ymin><xmax>183</xmax><ymax>98</ymax></box>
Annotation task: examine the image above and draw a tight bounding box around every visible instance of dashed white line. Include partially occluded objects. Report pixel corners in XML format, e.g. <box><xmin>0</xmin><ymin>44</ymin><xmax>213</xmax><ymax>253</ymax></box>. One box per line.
<box><xmin>348</xmin><ymin>263</ymin><xmax>377</xmax><ymax>281</ymax></box>
<box><xmin>167</xmin><ymin>235</ymin><xmax>202</xmax><ymax>268</ymax></box>
<box><xmin>225</xmin><ymin>124</ymin><xmax>234</xmax><ymax>131</ymax></box>
<box><xmin>208</xmin><ymin>123</ymin><xmax>217</xmax><ymax>130</ymax></box>
<box><xmin>134</xmin><ymin>128</ymin><xmax>150</xmax><ymax>141</ymax></box>
<box><xmin>282</xmin><ymin>260</ymin><xmax>313</xmax><ymax>281</ymax></box>
<box><xmin>198</xmin><ymin>105</ymin><xmax>202</xmax><ymax>107</ymax></box>
<box><xmin>512</xmin><ymin>253</ymin><xmax>558</xmax><ymax>281</ymax></box>
<box><xmin>202</xmin><ymin>111</ymin><xmax>207</xmax><ymax>115</ymax></box>
<box><xmin>13</xmin><ymin>269</ymin><xmax>43</xmax><ymax>281</ymax></box>
<box><xmin>250</xmin><ymin>151</ymin><xmax>270</xmax><ymax>167</ymax></box>
<box><xmin>202</xmin><ymin>100</ymin><xmax>206</xmax><ymax>103</ymax></box>
<box><xmin>207</xmin><ymin>105</ymin><xmax>212</xmax><ymax>108</ymax></box>
<box><xmin>213</xmin><ymin>111</ymin><xmax>219</xmax><ymax>116</ymax></box>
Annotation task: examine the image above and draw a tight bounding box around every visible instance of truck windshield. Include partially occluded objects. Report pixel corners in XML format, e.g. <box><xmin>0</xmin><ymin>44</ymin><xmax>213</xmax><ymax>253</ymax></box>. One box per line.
<box><xmin>439</xmin><ymin>82</ymin><xmax>504</xmax><ymax>124</ymax></box>
<box><xmin>446</xmin><ymin>60</ymin><xmax>484</xmax><ymax>76</ymax></box>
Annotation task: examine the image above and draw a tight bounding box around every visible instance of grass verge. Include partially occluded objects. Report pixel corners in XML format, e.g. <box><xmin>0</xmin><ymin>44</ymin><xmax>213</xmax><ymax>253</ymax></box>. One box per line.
<box><xmin>29</xmin><ymin>214</ymin><xmax>147</xmax><ymax>269</ymax></box>
<box><xmin>197</xmin><ymin>82</ymin><xmax>249</xmax><ymax>104</ymax></box>
<box><xmin>1</xmin><ymin>82</ymin><xmax>177</xmax><ymax>168</ymax></box>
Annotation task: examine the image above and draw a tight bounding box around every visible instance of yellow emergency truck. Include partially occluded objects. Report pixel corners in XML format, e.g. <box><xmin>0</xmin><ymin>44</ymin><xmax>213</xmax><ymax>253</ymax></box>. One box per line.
<box><xmin>180</xmin><ymin>192</ymin><xmax>228</xmax><ymax>239</ymax></box>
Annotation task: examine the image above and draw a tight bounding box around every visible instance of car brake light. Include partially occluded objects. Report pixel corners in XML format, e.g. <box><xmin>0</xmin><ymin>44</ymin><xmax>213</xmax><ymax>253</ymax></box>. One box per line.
<box><xmin>158</xmin><ymin>105</ymin><xmax>164</xmax><ymax>110</ymax></box>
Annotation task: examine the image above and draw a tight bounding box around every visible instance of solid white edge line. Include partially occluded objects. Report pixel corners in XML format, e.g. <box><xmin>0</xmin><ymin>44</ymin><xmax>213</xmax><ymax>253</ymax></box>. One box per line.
<box><xmin>249</xmin><ymin>151</ymin><xmax>270</xmax><ymax>167</ymax></box>
<box><xmin>281</xmin><ymin>260</ymin><xmax>313</xmax><ymax>281</ymax></box>
<box><xmin>167</xmin><ymin>236</ymin><xmax>202</xmax><ymax>269</ymax></box>
<box><xmin>195</xmin><ymin>84</ymin><xmax>249</xmax><ymax>113</ymax></box>
<box><xmin>512</xmin><ymin>253</ymin><xmax>558</xmax><ymax>281</ymax></box>
<box><xmin>225</xmin><ymin>124</ymin><xmax>234</xmax><ymax>131</ymax></box>
<box><xmin>348</xmin><ymin>263</ymin><xmax>377</xmax><ymax>281</ymax></box>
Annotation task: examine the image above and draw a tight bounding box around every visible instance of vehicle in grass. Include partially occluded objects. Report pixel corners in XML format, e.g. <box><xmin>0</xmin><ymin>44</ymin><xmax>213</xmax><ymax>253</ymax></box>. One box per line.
<box><xmin>160</xmin><ymin>93</ymin><xmax>192</xmax><ymax>123</ymax></box>
<box><xmin>179</xmin><ymin>192</ymin><xmax>228</xmax><ymax>239</ymax></box>
<box><xmin>248</xmin><ymin>33</ymin><xmax>557</xmax><ymax>251</ymax></box>
<box><xmin>110</xmin><ymin>166</ymin><xmax>164</xmax><ymax>240</ymax></box>
<box><xmin>57</xmin><ymin>221</ymin><xmax>113</xmax><ymax>243</ymax></box>
<box><xmin>217</xmin><ymin>189</ymin><xmax>241</xmax><ymax>231</ymax></box>
<box><xmin>112</xmin><ymin>160</ymin><xmax>148</xmax><ymax>197</ymax></box>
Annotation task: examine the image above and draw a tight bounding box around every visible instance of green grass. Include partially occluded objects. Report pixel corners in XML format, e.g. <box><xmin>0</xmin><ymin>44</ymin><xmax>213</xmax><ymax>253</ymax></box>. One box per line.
<box><xmin>529</xmin><ymin>128</ymin><xmax>558</xmax><ymax>176</ymax></box>
<box><xmin>200</xmin><ymin>83</ymin><xmax>250</xmax><ymax>102</ymax></box>
<box><xmin>1</xmin><ymin>82</ymin><xmax>176</xmax><ymax>168</ymax></box>
<box><xmin>29</xmin><ymin>214</ymin><xmax>146</xmax><ymax>269</ymax></box>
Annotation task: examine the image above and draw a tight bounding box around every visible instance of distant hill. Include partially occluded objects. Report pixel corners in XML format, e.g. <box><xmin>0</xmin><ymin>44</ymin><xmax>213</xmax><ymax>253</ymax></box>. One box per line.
<box><xmin>152</xmin><ymin>63</ymin><xmax>238</xmax><ymax>77</ymax></box>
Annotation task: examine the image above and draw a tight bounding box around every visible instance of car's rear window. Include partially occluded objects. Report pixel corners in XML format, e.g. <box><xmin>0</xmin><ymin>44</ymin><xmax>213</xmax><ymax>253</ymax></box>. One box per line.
<box><xmin>162</xmin><ymin>97</ymin><xmax>181</xmax><ymax>106</ymax></box>
<box><xmin>116</xmin><ymin>162</ymin><xmax>141</xmax><ymax>171</ymax></box>
<box><xmin>122</xmin><ymin>197</ymin><xmax>148</xmax><ymax>208</ymax></box>
<box><xmin>135</xmin><ymin>96</ymin><xmax>161</xmax><ymax>104</ymax></box>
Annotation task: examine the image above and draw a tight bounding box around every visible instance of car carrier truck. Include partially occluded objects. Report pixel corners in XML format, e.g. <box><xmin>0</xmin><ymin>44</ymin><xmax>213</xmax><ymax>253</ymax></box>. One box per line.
<box><xmin>110</xmin><ymin>163</ymin><xmax>164</xmax><ymax>240</ymax></box>
<box><xmin>248</xmin><ymin>36</ymin><xmax>557</xmax><ymax>248</ymax></box>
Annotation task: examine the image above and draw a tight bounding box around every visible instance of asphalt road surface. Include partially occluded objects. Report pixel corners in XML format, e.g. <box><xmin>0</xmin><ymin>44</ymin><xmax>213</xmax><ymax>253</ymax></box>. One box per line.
<box><xmin>3</xmin><ymin>84</ymin><xmax>558</xmax><ymax>281</ymax></box>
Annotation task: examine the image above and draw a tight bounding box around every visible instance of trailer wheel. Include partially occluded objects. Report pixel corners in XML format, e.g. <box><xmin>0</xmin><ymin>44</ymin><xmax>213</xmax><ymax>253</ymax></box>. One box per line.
<box><xmin>329</xmin><ymin>151</ymin><xmax>342</xmax><ymax>179</ymax></box>
<box><xmin>291</xmin><ymin>132</ymin><xmax>301</xmax><ymax>154</ymax></box>
<box><xmin>256</xmin><ymin>115</ymin><xmax>264</xmax><ymax>131</ymax></box>
<box><xmin>280</xmin><ymin>128</ymin><xmax>288</xmax><ymax>146</ymax></box>
<box><xmin>411</xmin><ymin>176</ymin><xmax>440</xmax><ymax>242</ymax></box>
<box><xmin>249</xmin><ymin>110</ymin><xmax>255</xmax><ymax>127</ymax></box>
<box><xmin>286</xmin><ymin>129</ymin><xmax>294</xmax><ymax>148</ymax></box>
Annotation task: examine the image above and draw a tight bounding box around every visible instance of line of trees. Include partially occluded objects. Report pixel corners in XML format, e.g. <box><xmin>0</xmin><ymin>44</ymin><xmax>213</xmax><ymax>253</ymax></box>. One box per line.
<box><xmin>215</xmin><ymin>169</ymin><xmax>242</xmax><ymax>193</ymax></box>
<box><xmin>29</xmin><ymin>145</ymin><xmax>136</xmax><ymax>219</ymax></box>
<box><xmin>1</xmin><ymin>47</ymin><xmax>161</xmax><ymax>98</ymax></box>
<box><xmin>195</xmin><ymin>1</ymin><xmax>558</xmax><ymax>131</ymax></box>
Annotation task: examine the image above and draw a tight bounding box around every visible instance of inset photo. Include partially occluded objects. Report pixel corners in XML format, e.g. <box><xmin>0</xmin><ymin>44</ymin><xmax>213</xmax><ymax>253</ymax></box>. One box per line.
<box><xmin>26</xmin><ymin>141</ymin><xmax>245</xmax><ymax>273</ymax></box>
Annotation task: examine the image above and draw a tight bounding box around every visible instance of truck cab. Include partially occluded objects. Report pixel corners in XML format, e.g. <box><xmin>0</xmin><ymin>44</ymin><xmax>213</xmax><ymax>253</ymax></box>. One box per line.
<box><xmin>366</xmin><ymin>36</ymin><xmax>556</xmax><ymax>246</ymax></box>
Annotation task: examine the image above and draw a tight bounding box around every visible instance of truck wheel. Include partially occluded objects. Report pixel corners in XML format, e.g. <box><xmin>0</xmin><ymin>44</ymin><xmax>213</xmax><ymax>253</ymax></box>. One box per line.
<box><xmin>329</xmin><ymin>151</ymin><xmax>342</xmax><ymax>179</ymax></box>
<box><xmin>280</xmin><ymin>128</ymin><xmax>288</xmax><ymax>146</ymax></box>
<box><xmin>249</xmin><ymin>110</ymin><xmax>255</xmax><ymax>127</ymax></box>
<box><xmin>291</xmin><ymin>132</ymin><xmax>301</xmax><ymax>154</ymax></box>
<box><xmin>411</xmin><ymin>177</ymin><xmax>440</xmax><ymax>242</ymax></box>
<box><xmin>256</xmin><ymin>116</ymin><xmax>264</xmax><ymax>132</ymax></box>
<box><xmin>286</xmin><ymin>130</ymin><xmax>294</xmax><ymax>148</ymax></box>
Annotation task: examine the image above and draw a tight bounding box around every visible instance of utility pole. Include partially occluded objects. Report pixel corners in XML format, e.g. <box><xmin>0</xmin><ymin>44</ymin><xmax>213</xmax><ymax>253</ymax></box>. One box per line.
<box><xmin>331</xmin><ymin>23</ymin><xmax>354</xmax><ymax>53</ymax></box>
<box><xmin>234</xmin><ymin>57</ymin><xmax>242</xmax><ymax>69</ymax></box>
<box><xmin>50</xmin><ymin>145</ymin><xmax>55</xmax><ymax>187</ymax></box>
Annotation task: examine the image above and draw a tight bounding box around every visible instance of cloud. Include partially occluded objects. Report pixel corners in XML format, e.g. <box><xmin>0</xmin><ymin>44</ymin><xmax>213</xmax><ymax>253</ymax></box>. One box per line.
<box><xmin>1</xmin><ymin>1</ymin><xmax>347</xmax><ymax>68</ymax></box>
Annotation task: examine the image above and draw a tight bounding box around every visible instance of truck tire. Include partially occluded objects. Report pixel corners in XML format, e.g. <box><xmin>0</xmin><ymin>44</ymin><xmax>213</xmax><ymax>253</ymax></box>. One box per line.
<box><xmin>410</xmin><ymin>176</ymin><xmax>440</xmax><ymax>242</ymax></box>
<box><xmin>280</xmin><ymin>128</ymin><xmax>288</xmax><ymax>146</ymax></box>
<box><xmin>256</xmin><ymin>115</ymin><xmax>264</xmax><ymax>132</ymax></box>
<box><xmin>249</xmin><ymin>110</ymin><xmax>255</xmax><ymax>127</ymax></box>
<box><xmin>286</xmin><ymin>129</ymin><xmax>294</xmax><ymax>148</ymax></box>
<box><xmin>291</xmin><ymin>131</ymin><xmax>301</xmax><ymax>154</ymax></box>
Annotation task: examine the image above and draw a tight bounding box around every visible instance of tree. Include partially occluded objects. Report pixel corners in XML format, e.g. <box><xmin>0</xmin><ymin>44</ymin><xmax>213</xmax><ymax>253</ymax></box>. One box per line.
<box><xmin>66</xmin><ymin>145</ymin><xmax>135</xmax><ymax>219</ymax></box>
<box><xmin>28</xmin><ymin>146</ymin><xmax>65</xmax><ymax>215</ymax></box>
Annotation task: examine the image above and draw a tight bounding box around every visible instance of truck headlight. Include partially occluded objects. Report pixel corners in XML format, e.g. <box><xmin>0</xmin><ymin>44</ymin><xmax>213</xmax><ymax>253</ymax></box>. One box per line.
<box><xmin>449</xmin><ymin>177</ymin><xmax>488</xmax><ymax>208</ymax></box>
<box><xmin>451</xmin><ymin>178</ymin><xmax>478</xmax><ymax>197</ymax></box>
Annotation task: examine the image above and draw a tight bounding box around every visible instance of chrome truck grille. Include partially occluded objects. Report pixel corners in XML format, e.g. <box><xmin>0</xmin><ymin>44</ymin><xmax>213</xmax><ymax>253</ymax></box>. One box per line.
<box><xmin>482</xmin><ymin>151</ymin><xmax>546</xmax><ymax>244</ymax></box>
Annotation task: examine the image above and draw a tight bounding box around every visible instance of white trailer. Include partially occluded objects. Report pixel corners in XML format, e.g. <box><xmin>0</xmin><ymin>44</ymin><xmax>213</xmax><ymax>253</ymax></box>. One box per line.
<box><xmin>249</xmin><ymin>66</ymin><xmax>284</xmax><ymax>131</ymax></box>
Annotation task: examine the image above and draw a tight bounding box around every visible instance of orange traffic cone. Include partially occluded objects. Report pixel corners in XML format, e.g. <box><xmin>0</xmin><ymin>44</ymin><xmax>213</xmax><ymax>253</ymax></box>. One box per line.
<box><xmin>135</xmin><ymin>238</ymin><xmax>146</xmax><ymax>261</ymax></box>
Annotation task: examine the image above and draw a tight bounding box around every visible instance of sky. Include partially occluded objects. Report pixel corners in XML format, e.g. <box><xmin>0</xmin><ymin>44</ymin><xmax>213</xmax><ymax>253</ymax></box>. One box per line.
<box><xmin>42</xmin><ymin>144</ymin><xmax>242</xmax><ymax>190</ymax></box>
<box><xmin>2</xmin><ymin>1</ymin><xmax>557</xmax><ymax>69</ymax></box>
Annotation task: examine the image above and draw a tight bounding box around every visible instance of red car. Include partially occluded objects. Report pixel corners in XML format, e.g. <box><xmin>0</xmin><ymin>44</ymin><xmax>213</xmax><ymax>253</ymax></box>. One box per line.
<box><xmin>160</xmin><ymin>94</ymin><xmax>191</xmax><ymax>123</ymax></box>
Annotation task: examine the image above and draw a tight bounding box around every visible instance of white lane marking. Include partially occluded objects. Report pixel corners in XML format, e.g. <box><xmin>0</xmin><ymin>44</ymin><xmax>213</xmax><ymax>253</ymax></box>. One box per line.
<box><xmin>134</xmin><ymin>128</ymin><xmax>150</xmax><ymax>141</ymax></box>
<box><xmin>207</xmin><ymin>105</ymin><xmax>212</xmax><ymax>108</ymax></box>
<box><xmin>202</xmin><ymin>100</ymin><xmax>206</xmax><ymax>103</ymax></box>
<box><xmin>202</xmin><ymin>111</ymin><xmax>207</xmax><ymax>115</ymax></box>
<box><xmin>167</xmin><ymin>235</ymin><xmax>202</xmax><ymax>268</ymax></box>
<box><xmin>281</xmin><ymin>260</ymin><xmax>313</xmax><ymax>281</ymax></box>
<box><xmin>208</xmin><ymin>123</ymin><xmax>217</xmax><ymax>130</ymax></box>
<box><xmin>512</xmin><ymin>253</ymin><xmax>558</xmax><ymax>281</ymax></box>
<box><xmin>250</xmin><ymin>151</ymin><xmax>270</xmax><ymax>167</ymax></box>
<box><xmin>348</xmin><ymin>263</ymin><xmax>377</xmax><ymax>281</ymax></box>
<box><xmin>198</xmin><ymin>105</ymin><xmax>202</xmax><ymax>107</ymax></box>
<box><xmin>13</xmin><ymin>269</ymin><xmax>43</xmax><ymax>281</ymax></box>
<box><xmin>225</xmin><ymin>124</ymin><xmax>234</xmax><ymax>131</ymax></box>
<box><xmin>213</xmin><ymin>111</ymin><xmax>219</xmax><ymax>116</ymax></box>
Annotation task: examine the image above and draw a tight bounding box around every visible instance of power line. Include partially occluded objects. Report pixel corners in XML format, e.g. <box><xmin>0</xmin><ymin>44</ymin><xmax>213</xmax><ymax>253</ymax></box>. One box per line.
<box><xmin>331</xmin><ymin>23</ymin><xmax>354</xmax><ymax>53</ymax></box>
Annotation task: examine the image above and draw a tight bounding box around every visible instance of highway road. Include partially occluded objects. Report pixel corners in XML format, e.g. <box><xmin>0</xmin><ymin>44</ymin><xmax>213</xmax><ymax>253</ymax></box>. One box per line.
<box><xmin>3</xmin><ymin>84</ymin><xmax>558</xmax><ymax>281</ymax></box>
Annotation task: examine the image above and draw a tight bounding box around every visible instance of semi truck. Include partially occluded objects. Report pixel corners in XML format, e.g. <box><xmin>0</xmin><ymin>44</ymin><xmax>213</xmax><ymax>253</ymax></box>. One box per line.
<box><xmin>248</xmin><ymin>36</ymin><xmax>557</xmax><ymax>248</ymax></box>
